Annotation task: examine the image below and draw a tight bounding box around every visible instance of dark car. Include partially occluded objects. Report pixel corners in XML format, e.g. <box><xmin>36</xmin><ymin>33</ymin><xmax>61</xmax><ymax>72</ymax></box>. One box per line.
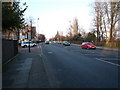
<box><xmin>81</xmin><ymin>42</ymin><xmax>96</xmax><ymax>49</ymax></box>
<box><xmin>45</xmin><ymin>41</ymin><xmax>49</xmax><ymax>44</ymax></box>
<box><xmin>63</xmin><ymin>41</ymin><xmax>70</xmax><ymax>46</ymax></box>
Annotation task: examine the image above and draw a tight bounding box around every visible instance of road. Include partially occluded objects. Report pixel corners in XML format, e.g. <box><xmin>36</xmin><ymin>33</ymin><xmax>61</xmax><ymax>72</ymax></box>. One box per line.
<box><xmin>40</xmin><ymin>43</ymin><xmax>119</xmax><ymax>88</ymax></box>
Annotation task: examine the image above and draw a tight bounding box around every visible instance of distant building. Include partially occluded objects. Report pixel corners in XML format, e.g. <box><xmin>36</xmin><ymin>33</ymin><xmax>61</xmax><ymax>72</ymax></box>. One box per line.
<box><xmin>19</xmin><ymin>26</ymin><xmax>36</xmax><ymax>42</ymax></box>
<box><xmin>37</xmin><ymin>34</ymin><xmax>45</xmax><ymax>42</ymax></box>
<box><xmin>31</xmin><ymin>27</ymin><xmax>36</xmax><ymax>40</ymax></box>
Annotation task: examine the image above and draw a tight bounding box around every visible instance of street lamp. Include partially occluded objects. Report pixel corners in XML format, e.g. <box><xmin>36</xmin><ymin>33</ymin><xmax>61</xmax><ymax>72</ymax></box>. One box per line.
<box><xmin>37</xmin><ymin>18</ymin><xmax>39</xmax><ymax>34</ymax></box>
<box><xmin>30</xmin><ymin>20</ymin><xmax>32</xmax><ymax>40</ymax></box>
<box><xmin>26</xmin><ymin>25</ymin><xmax>31</xmax><ymax>53</ymax></box>
<box><xmin>37</xmin><ymin>18</ymin><xmax>40</xmax><ymax>41</ymax></box>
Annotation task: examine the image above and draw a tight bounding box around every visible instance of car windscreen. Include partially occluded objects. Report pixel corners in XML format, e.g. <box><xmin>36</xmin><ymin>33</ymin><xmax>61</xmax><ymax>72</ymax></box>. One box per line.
<box><xmin>86</xmin><ymin>43</ymin><xmax>93</xmax><ymax>45</ymax></box>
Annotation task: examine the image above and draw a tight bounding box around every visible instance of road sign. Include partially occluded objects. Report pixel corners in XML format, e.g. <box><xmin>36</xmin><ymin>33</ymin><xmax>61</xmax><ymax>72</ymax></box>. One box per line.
<box><xmin>28</xmin><ymin>32</ymin><xmax>31</xmax><ymax>40</ymax></box>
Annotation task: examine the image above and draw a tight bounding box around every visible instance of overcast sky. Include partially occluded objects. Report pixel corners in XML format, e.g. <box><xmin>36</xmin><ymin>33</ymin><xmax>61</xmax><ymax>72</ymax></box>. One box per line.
<box><xmin>22</xmin><ymin>0</ymin><xmax>94</xmax><ymax>39</ymax></box>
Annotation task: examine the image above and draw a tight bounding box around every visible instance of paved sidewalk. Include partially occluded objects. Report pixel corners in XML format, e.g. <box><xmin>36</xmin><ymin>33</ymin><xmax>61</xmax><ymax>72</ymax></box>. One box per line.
<box><xmin>3</xmin><ymin>46</ymin><xmax>50</xmax><ymax>88</ymax></box>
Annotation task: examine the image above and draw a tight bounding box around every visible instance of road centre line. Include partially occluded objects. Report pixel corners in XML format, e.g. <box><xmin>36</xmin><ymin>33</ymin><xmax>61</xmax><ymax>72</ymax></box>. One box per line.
<box><xmin>95</xmin><ymin>58</ymin><xmax>120</xmax><ymax>67</ymax></box>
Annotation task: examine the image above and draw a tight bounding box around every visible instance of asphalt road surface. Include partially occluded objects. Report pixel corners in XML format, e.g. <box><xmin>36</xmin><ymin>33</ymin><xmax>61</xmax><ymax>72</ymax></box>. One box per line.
<box><xmin>40</xmin><ymin>43</ymin><xmax>119</xmax><ymax>88</ymax></box>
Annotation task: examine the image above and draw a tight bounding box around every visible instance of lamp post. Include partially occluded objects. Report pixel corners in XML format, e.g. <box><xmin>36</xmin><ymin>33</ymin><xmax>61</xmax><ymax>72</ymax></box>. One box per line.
<box><xmin>37</xmin><ymin>18</ymin><xmax>40</xmax><ymax>41</ymax></box>
<box><xmin>37</xmin><ymin>18</ymin><xmax>39</xmax><ymax>33</ymax></box>
<box><xmin>26</xmin><ymin>25</ymin><xmax>30</xmax><ymax>53</ymax></box>
<box><xmin>30</xmin><ymin>20</ymin><xmax>32</xmax><ymax>40</ymax></box>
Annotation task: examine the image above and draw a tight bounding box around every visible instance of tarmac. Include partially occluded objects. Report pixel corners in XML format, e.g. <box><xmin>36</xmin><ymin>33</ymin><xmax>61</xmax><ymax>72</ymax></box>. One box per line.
<box><xmin>2</xmin><ymin>44</ymin><xmax>120</xmax><ymax>88</ymax></box>
<box><xmin>2</xmin><ymin>45</ymin><xmax>50</xmax><ymax>88</ymax></box>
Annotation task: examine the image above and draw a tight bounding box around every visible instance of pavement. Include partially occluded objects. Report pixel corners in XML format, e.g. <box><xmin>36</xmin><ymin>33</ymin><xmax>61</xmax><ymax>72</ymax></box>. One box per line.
<box><xmin>2</xmin><ymin>45</ymin><xmax>50</xmax><ymax>88</ymax></box>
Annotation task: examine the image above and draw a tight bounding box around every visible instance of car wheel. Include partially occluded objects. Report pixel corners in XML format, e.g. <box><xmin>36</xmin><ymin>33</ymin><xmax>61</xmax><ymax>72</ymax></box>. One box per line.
<box><xmin>87</xmin><ymin>47</ymin><xmax>89</xmax><ymax>49</ymax></box>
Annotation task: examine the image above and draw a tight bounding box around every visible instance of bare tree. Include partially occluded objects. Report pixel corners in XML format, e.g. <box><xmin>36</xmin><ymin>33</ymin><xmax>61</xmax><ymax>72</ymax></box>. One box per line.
<box><xmin>93</xmin><ymin>1</ymin><xmax>101</xmax><ymax>42</ymax></box>
<box><xmin>109</xmin><ymin>2</ymin><xmax>119</xmax><ymax>41</ymax></box>
<box><xmin>67</xmin><ymin>27</ymin><xmax>73</xmax><ymax>37</ymax></box>
<box><xmin>73</xmin><ymin>18</ymin><xmax>79</xmax><ymax>36</ymax></box>
<box><xmin>79</xmin><ymin>27</ymin><xmax>86</xmax><ymax>39</ymax></box>
<box><xmin>92</xmin><ymin>0</ymin><xmax>119</xmax><ymax>42</ymax></box>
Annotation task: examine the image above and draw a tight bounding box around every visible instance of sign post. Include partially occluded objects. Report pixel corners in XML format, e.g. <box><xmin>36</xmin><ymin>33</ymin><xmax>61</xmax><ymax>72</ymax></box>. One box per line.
<box><xmin>28</xmin><ymin>32</ymin><xmax>31</xmax><ymax>53</ymax></box>
<box><xmin>29</xmin><ymin>40</ymin><xmax>30</xmax><ymax>53</ymax></box>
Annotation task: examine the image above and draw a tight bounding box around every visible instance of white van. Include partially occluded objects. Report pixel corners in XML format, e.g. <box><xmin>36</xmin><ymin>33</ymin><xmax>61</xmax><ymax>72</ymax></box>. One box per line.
<box><xmin>21</xmin><ymin>41</ymin><xmax>36</xmax><ymax>47</ymax></box>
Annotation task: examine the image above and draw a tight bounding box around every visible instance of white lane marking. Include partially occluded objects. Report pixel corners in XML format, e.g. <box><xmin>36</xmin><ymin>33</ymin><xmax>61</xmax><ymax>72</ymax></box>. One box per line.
<box><xmin>39</xmin><ymin>45</ymin><xmax>44</xmax><ymax>57</ymax></box>
<box><xmin>48</xmin><ymin>52</ymin><xmax>53</xmax><ymax>54</ymax></box>
<box><xmin>84</xmin><ymin>54</ymin><xmax>104</xmax><ymax>56</ymax></box>
<box><xmin>37</xmin><ymin>45</ymin><xmax>39</xmax><ymax>48</ymax></box>
<box><xmin>95</xmin><ymin>58</ymin><xmax>120</xmax><ymax>67</ymax></box>
<box><xmin>99</xmin><ymin>58</ymin><xmax>120</xmax><ymax>60</ymax></box>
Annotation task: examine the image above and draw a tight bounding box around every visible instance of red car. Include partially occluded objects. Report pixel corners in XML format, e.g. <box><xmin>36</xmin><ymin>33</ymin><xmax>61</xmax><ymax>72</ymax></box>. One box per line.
<box><xmin>81</xmin><ymin>42</ymin><xmax>96</xmax><ymax>49</ymax></box>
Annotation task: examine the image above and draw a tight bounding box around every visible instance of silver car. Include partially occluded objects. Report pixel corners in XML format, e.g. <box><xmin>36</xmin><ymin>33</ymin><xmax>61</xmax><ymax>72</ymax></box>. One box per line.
<box><xmin>63</xmin><ymin>41</ymin><xmax>70</xmax><ymax>46</ymax></box>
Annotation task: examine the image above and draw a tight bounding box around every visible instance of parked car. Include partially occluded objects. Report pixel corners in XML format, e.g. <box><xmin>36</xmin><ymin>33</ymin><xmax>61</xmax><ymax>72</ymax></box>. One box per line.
<box><xmin>81</xmin><ymin>42</ymin><xmax>96</xmax><ymax>49</ymax></box>
<box><xmin>57</xmin><ymin>41</ymin><xmax>62</xmax><ymax>44</ymax></box>
<box><xmin>32</xmin><ymin>42</ymin><xmax>37</xmax><ymax>46</ymax></box>
<box><xmin>21</xmin><ymin>41</ymin><xmax>36</xmax><ymax>48</ymax></box>
<box><xmin>49</xmin><ymin>41</ymin><xmax>54</xmax><ymax>44</ymax></box>
<box><xmin>45</xmin><ymin>41</ymin><xmax>49</xmax><ymax>44</ymax></box>
<box><xmin>63</xmin><ymin>41</ymin><xmax>70</xmax><ymax>46</ymax></box>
